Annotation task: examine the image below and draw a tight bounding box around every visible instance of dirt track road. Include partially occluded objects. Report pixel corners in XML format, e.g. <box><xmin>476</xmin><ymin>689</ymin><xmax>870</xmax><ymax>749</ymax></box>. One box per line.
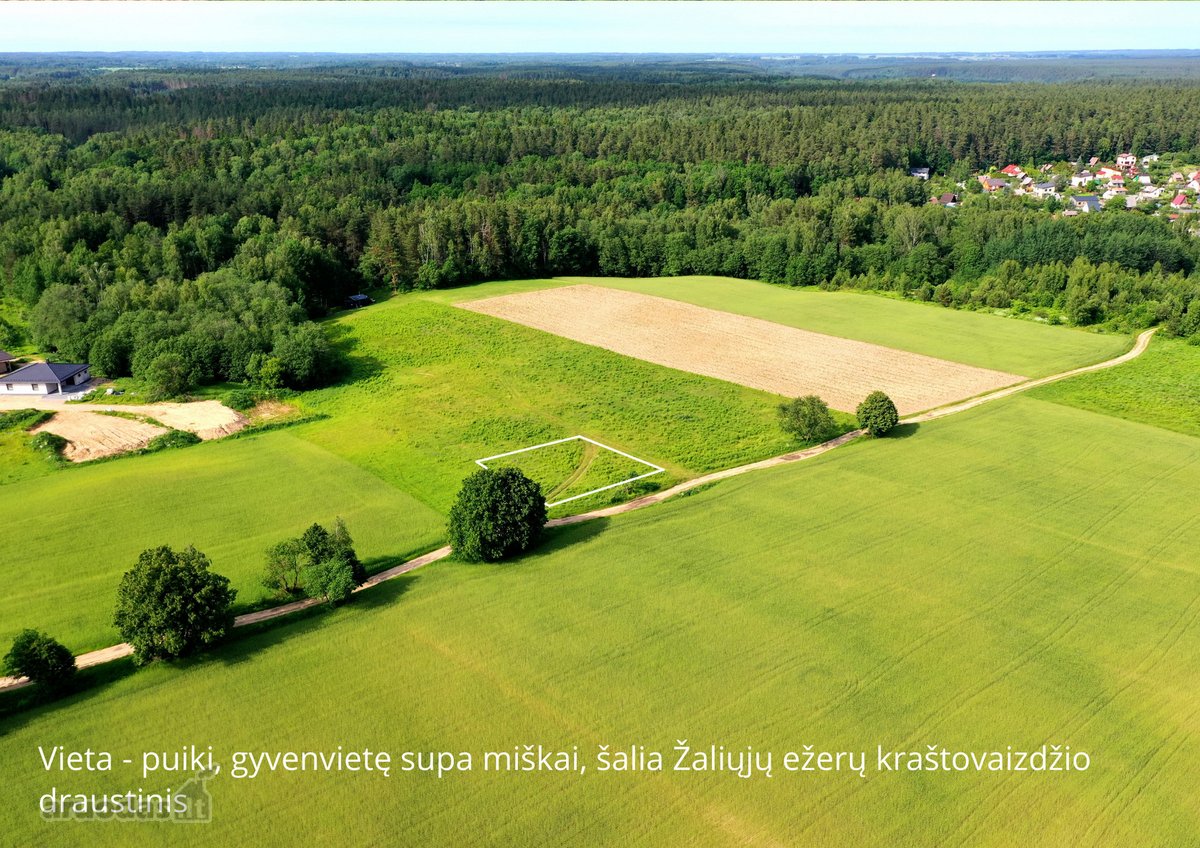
<box><xmin>0</xmin><ymin>329</ymin><xmax>1153</xmax><ymax>692</ymax></box>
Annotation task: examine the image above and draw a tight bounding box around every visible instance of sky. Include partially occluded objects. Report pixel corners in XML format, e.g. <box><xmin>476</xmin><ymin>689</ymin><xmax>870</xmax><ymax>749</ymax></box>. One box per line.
<box><xmin>2</xmin><ymin>1</ymin><xmax>1199</xmax><ymax>55</ymax></box>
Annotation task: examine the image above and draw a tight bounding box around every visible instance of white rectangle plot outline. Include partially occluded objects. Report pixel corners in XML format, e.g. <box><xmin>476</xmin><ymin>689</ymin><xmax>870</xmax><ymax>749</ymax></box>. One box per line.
<box><xmin>475</xmin><ymin>435</ymin><xmax>664</xmax><ymax>507</ymax></box>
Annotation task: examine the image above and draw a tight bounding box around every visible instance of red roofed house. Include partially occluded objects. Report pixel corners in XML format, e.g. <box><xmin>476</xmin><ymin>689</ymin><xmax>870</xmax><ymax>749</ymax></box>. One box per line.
<box><xmin>1000</xmin><ymin>164</ymin><xmax>1024</xmax><ymax>178</ymax></box>
<box><xmin>1097</xmin><ymin>167</ymin><xmax>1122</xmax><ymax>181</ymax></box>
<box><xmin>1171</xmin><ymin>194</ymin><xmax>1190</xmax><ymax>209</ymax></box>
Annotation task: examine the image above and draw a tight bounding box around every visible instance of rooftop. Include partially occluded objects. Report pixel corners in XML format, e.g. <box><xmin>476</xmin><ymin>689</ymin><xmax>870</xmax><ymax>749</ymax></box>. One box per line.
<box><xmin>2</xmin><ymin>361</ymin><xmax>89</xmax><ymax>384</ymax></box>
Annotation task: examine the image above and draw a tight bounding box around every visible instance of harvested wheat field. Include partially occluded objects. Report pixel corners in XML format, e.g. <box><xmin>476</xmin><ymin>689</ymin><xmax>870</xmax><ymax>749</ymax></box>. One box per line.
<box><xmin>31</xmin><ymin>412</ymin><xmax>168</xmax><ymax>461</ymax></box>
<box><xmin>461</xmin><ymin>285</ymin><xmax>1025</xmax><ymax>414</ymax></box>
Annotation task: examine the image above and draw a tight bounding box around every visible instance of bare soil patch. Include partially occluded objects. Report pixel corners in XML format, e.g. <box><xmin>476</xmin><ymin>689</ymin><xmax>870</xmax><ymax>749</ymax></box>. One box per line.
<box><xmin>2</xmin><ymin>397</ymin><xmax>247</xmax><ymax>461</ymax></box>
<box><xmin>461</xmin><ymin>285</ymin><xmax>1024</xmax><ymax>414</ymax></box>
<box><xmin>32</xmin><ymin>412</ymin><xmax>167</xmax><ymax>461</ymax></box>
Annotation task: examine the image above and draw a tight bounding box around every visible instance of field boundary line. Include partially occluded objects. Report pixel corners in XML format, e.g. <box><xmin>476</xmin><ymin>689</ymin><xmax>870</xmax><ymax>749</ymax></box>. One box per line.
<box><xmin>0</xmin><ymin>329</ymin><xmax>1154</xmax><ymax>693</ymax></box>
<box><xmin>475</xmin><ymin>434</ymin><xmax>664</xmax><ymax>507</ymax></box>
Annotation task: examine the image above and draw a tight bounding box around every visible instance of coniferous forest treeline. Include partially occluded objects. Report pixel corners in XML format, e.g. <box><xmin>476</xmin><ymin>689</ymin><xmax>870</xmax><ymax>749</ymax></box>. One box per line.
<box><xmin>1</xmin><ymin>64</ymin><xmax>1199</xmax><ymax>391</ymax></box>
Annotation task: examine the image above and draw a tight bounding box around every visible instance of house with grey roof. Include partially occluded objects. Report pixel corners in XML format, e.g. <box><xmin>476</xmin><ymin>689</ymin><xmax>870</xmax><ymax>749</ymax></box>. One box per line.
<box><xmin>0</xmin><ymin>350</ymin><xmax>16</xmax><ymax>375</ymax></box>
<box><xmin>1071</xmin><ymin>196</ymin><xmax>1102</xmax><ymax>214</ymax></box>
<box><xmin>2</xmin><ymin>361</ymin><xmax>91</xmax><ymax>395</ymax></box>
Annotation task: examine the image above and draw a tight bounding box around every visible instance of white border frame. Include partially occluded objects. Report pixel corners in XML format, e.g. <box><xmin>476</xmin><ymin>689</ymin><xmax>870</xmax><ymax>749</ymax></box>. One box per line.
<box><xmin>475</xmin><ymin>435</ymin><xmax>664</xmax><ymax>507</ymax></box>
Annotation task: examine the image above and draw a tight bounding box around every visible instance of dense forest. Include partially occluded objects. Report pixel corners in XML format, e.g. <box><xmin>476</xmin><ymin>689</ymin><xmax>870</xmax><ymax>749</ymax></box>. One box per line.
<box><xmin>1</xmin><ymin>62</ymin><xmax>1198</xmax><ymax>394</ymax></box>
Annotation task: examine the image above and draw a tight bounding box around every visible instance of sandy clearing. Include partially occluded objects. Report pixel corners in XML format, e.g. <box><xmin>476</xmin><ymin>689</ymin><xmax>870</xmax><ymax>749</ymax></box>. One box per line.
<box><xmin>2</xmin><ymin>397</ymin><xmax>246</xmax><ymax>461</ymax></box>
<box><xmin>460</xmin><ymin>285</ymin><xmax>1025</xmax><ymax>415</ymax></box>
<box><xmin>32</xmin><ymin>412</ymin><xmax>169</xmax><ymax>462</ymax></box>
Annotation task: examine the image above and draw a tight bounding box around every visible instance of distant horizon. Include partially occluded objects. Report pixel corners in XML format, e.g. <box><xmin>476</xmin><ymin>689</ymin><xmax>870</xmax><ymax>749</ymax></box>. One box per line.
<box><xmin>6</xmin><ymin>49</ymin><xmax>1200</xmax><ymax>59</ymax></box>
<box><xmin>4</xmin><ymin>2</ymin><xmax>1200</xmax><ymax>54</ymax></box>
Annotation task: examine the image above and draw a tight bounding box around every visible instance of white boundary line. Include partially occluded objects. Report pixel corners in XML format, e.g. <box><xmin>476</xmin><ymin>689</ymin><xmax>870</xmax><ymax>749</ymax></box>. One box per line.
<box><xmin>475</xmin><ymin>435</ymin><xmax>664</xmax><ymax>507</ymax></box>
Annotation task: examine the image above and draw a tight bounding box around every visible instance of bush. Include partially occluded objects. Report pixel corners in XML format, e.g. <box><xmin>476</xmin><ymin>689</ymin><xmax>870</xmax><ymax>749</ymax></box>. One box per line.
<box><xmin>144</xmin><ymin>430</ymin><xmax>202</xmax><ymax>452</ymax></box>
<box><xmin>0</xmin><ymin>409</ymin><xmax>52</xmax><ymax>432</ymax></box>
<box><xmin>448</xmin><ymin>467</ymin><xmax>547</xmax><ymax>563</ymax></box>
<box><xmin>778</xmin><ymin>394</ymin><xmax>837</xmax><ymax>443</ymax></box>
<box><xmin>30</xmin><ymin>431</ymin><xmax>68</xmax><ymax>459</ymax></box>
<box><xmin>3</xmin><ymin>629</ymin><xmax>75</xmax><ymax>693</ymax></box>
<box><xmin>140</xmin><ymin>352</ymin><xmax>191</xmax><ymax>401</ymax></box>
<box><xmin>856</xmin><ymin>390</ymin><xmax>900</xmax><ymax>436</ymax></box>
<box><xmin>224</xmin><ymin>388</ymin><xmax>260</xmax><ymax>411</ymax></box>
<box><xmin>305</xmin><ymin>555</ymin><xmax>356</xmax><ymax>605</ymax></box>
<box><xmin>263</xmin><ymin>518</ymin><xmax>363</xmax><ymax>602</ymax></box>
<box><xmin>113</xmin><ymin>545</ymin><xmax>236</xmax><ymax>664</ymax></box>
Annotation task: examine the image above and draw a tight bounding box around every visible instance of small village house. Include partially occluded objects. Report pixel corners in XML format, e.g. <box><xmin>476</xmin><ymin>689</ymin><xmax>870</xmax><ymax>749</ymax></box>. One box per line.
<box><xmin>979</xmin><ymin>176</ymin><xmax>1008</xmax><ymax>192</ymax></box>
<box><xmin>0</xmin><ymin>350</ymin><xmax>16</xmax><ymax>375</ymax></box>
<box><xmin>1</xmin><ymin>361</ymin><xmax>91</xmax><ymax>396</ymax></box>
<box><xmin>1171</xmin><ymin>194</ymin><xmax>1190</xmax><ymax>210</ymax></box>
<box><xmin>1032</xmin><ymin>182</ymin><xmax>1058</xmax><ymax>198</ymax></box>
<box><xmin>1071</xmin><ymin>171</ymin><xmax>1094</xmax><ymax>187</ymax></box>
<box><xmin>1116</xmin><ymin>153</ymin><xmax>1137</xmax><ymax>170</ymax></box>
<box><xmin>909</xmin><ymin>167</ymin><xmax>930</xmax><ymax>180</ymax></box>
<box><xmin>1071</xmin><ymin>195</ymin><xmax>1102</xmax><ymax>214</ymax></box>
<box><xmin>1000</xmin><ymin>164</ymin><xmax>1025</xmax><ymax>178</ymax></box>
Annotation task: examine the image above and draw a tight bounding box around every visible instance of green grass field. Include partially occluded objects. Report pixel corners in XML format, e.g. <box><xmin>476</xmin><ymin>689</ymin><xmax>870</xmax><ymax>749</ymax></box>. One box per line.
<box><xmin>0</xmin><ymin>280</ymin><xmax>1138</xmax><ymax>658</ymax></box>
<box><xmin>1031</xmin><ymin>336</ymin><xmax>1200</xmax><ymax>438</ymax></box>
<box><xmin>438</xmin><ymin>276</ymin><xmax>1130</xmax><ymax>378</ymax></box>
<box><xmin>0</xmin><ymin>434</ymin><xmax>446</xmax><ymax>651</ymax></box>
<box><xmin>0</xmin><ymin>409</ymin><xmax>56</xmax><ymax>486</ymax></box>
<box><xmin>0</xmin><ymin>291</ymin><xmax>817</xmax><ymax>652</ymax></box>
<box><xmin>2</xmin><ymin>397</ymin><xmax>1196</xmax><ymax>846</ymax></box>
<box><xmin>287</xmin><ymin>296</ymin><xmax>811</xmax><ymax>514</ymax></box>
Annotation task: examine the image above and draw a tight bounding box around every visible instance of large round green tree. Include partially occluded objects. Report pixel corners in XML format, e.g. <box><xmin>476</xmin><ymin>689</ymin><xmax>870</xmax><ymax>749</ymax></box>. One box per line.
<box><xmin>448</xmin><ymin>467</ymin><xmax>547</xmax><ymax>563</ymax></box>
<box><xmin>856</xmin><ymin>390</ymin><xmax>900</xmax><ymax>436</ymax></box>
<box><xmin>113</xmin><ymin>545</ymin><xmax>237</xmax><ymax>664</ymax></box>
<box><xmin>778</xmin><ymin>394</ymin><xmax>837</xmax><ymax>443</ymax></box>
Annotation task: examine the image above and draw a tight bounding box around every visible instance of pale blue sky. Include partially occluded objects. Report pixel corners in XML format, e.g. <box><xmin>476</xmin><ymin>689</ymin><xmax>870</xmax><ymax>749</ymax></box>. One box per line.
<box><xmin>2</xmin><ymin>1</ymin><xmax>1198</xmax><ymax>54</ymax></box>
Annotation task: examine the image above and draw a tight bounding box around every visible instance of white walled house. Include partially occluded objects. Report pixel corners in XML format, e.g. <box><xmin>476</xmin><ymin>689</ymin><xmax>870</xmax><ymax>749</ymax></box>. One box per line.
<box><xmin>1</xmin><ymin>362</ymin><xmax>91</xmax><ymax>395</ymax></box>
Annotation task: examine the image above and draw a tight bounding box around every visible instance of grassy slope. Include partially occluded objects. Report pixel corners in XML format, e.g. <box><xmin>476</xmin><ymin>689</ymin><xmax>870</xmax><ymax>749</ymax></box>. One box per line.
<box><xmin>2</xmin><ymin>398</ymin><xmax>1196</xmax><ymax>847</ymax></box>
<box><xmin>0</xmin><ymin>429</ymin><xmax>53</xmax><ymax>486</ymax></box>
<box><xmin>1031</xmin><ymin>336</ymin><xmax>1200</xmax><ymax>438</ymax></box>
<box><xmin>0</xmin><ymin>295</ymin><xmax>820</xmax><ymax>651</ymax></box>
<box><xmin>0</xmin><ymin>434</ymin><xmax>446</xmax><ymax>651</ymax></box>
<box><xmin>440</xmin><ymin>276</ymin><xmax>1129</xmax><ymax>378</ymax></box>
<box><xmin>289</xmin><ymin>297</ymin><xmax>810</xmax><ymax>515</ymax></box>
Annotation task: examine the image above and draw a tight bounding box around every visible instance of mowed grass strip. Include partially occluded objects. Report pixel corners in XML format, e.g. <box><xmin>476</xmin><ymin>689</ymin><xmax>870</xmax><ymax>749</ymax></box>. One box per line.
<box><xmin>439</xmin><ymin>276</ymin><xmax>1129</xmax><ymax>378</ymax></box>
<box><xmin>0</xmin><ymin>434</ymin><xmax>445</xmax><ymax>651</ymax></box>
<box><xmin>1031</xmin><ymin>335</ymin><xmax>1200</xmax><ymax>438</ymax></box>
<box><xmin>2</xmin><ymin>398</ymin><xmax>1197</xmax><ymax>847</ymax></box>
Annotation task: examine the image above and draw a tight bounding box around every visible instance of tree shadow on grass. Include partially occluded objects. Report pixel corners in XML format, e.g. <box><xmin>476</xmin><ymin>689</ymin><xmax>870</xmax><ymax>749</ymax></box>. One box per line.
<box><xmin>0</xmin><ymin>656</ymin><xmax>139</xmax><ymax>732</ymax></box>
<box><xmin>324</xmin><ymin>323</ymin><xmax>385</xmax><ymax>388</ymax></box>
<box><xmin>887</xmin><ymin>422</ymin><xmax>921</xmax><ymax>439</ymax></box>
<box><xmin>0</xmin><ymin>575</ymin><xmax>422</xmax><ymax>728</ymax></box>
<box><xmin>216</xmin><ymin>574</ymin><xmax>419</xmax><ymax>668</ymax></box>
<box><xmin>517</xmin><ymin>517</ymin><xmax>612</xmax><ymax>564</ymax></box>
